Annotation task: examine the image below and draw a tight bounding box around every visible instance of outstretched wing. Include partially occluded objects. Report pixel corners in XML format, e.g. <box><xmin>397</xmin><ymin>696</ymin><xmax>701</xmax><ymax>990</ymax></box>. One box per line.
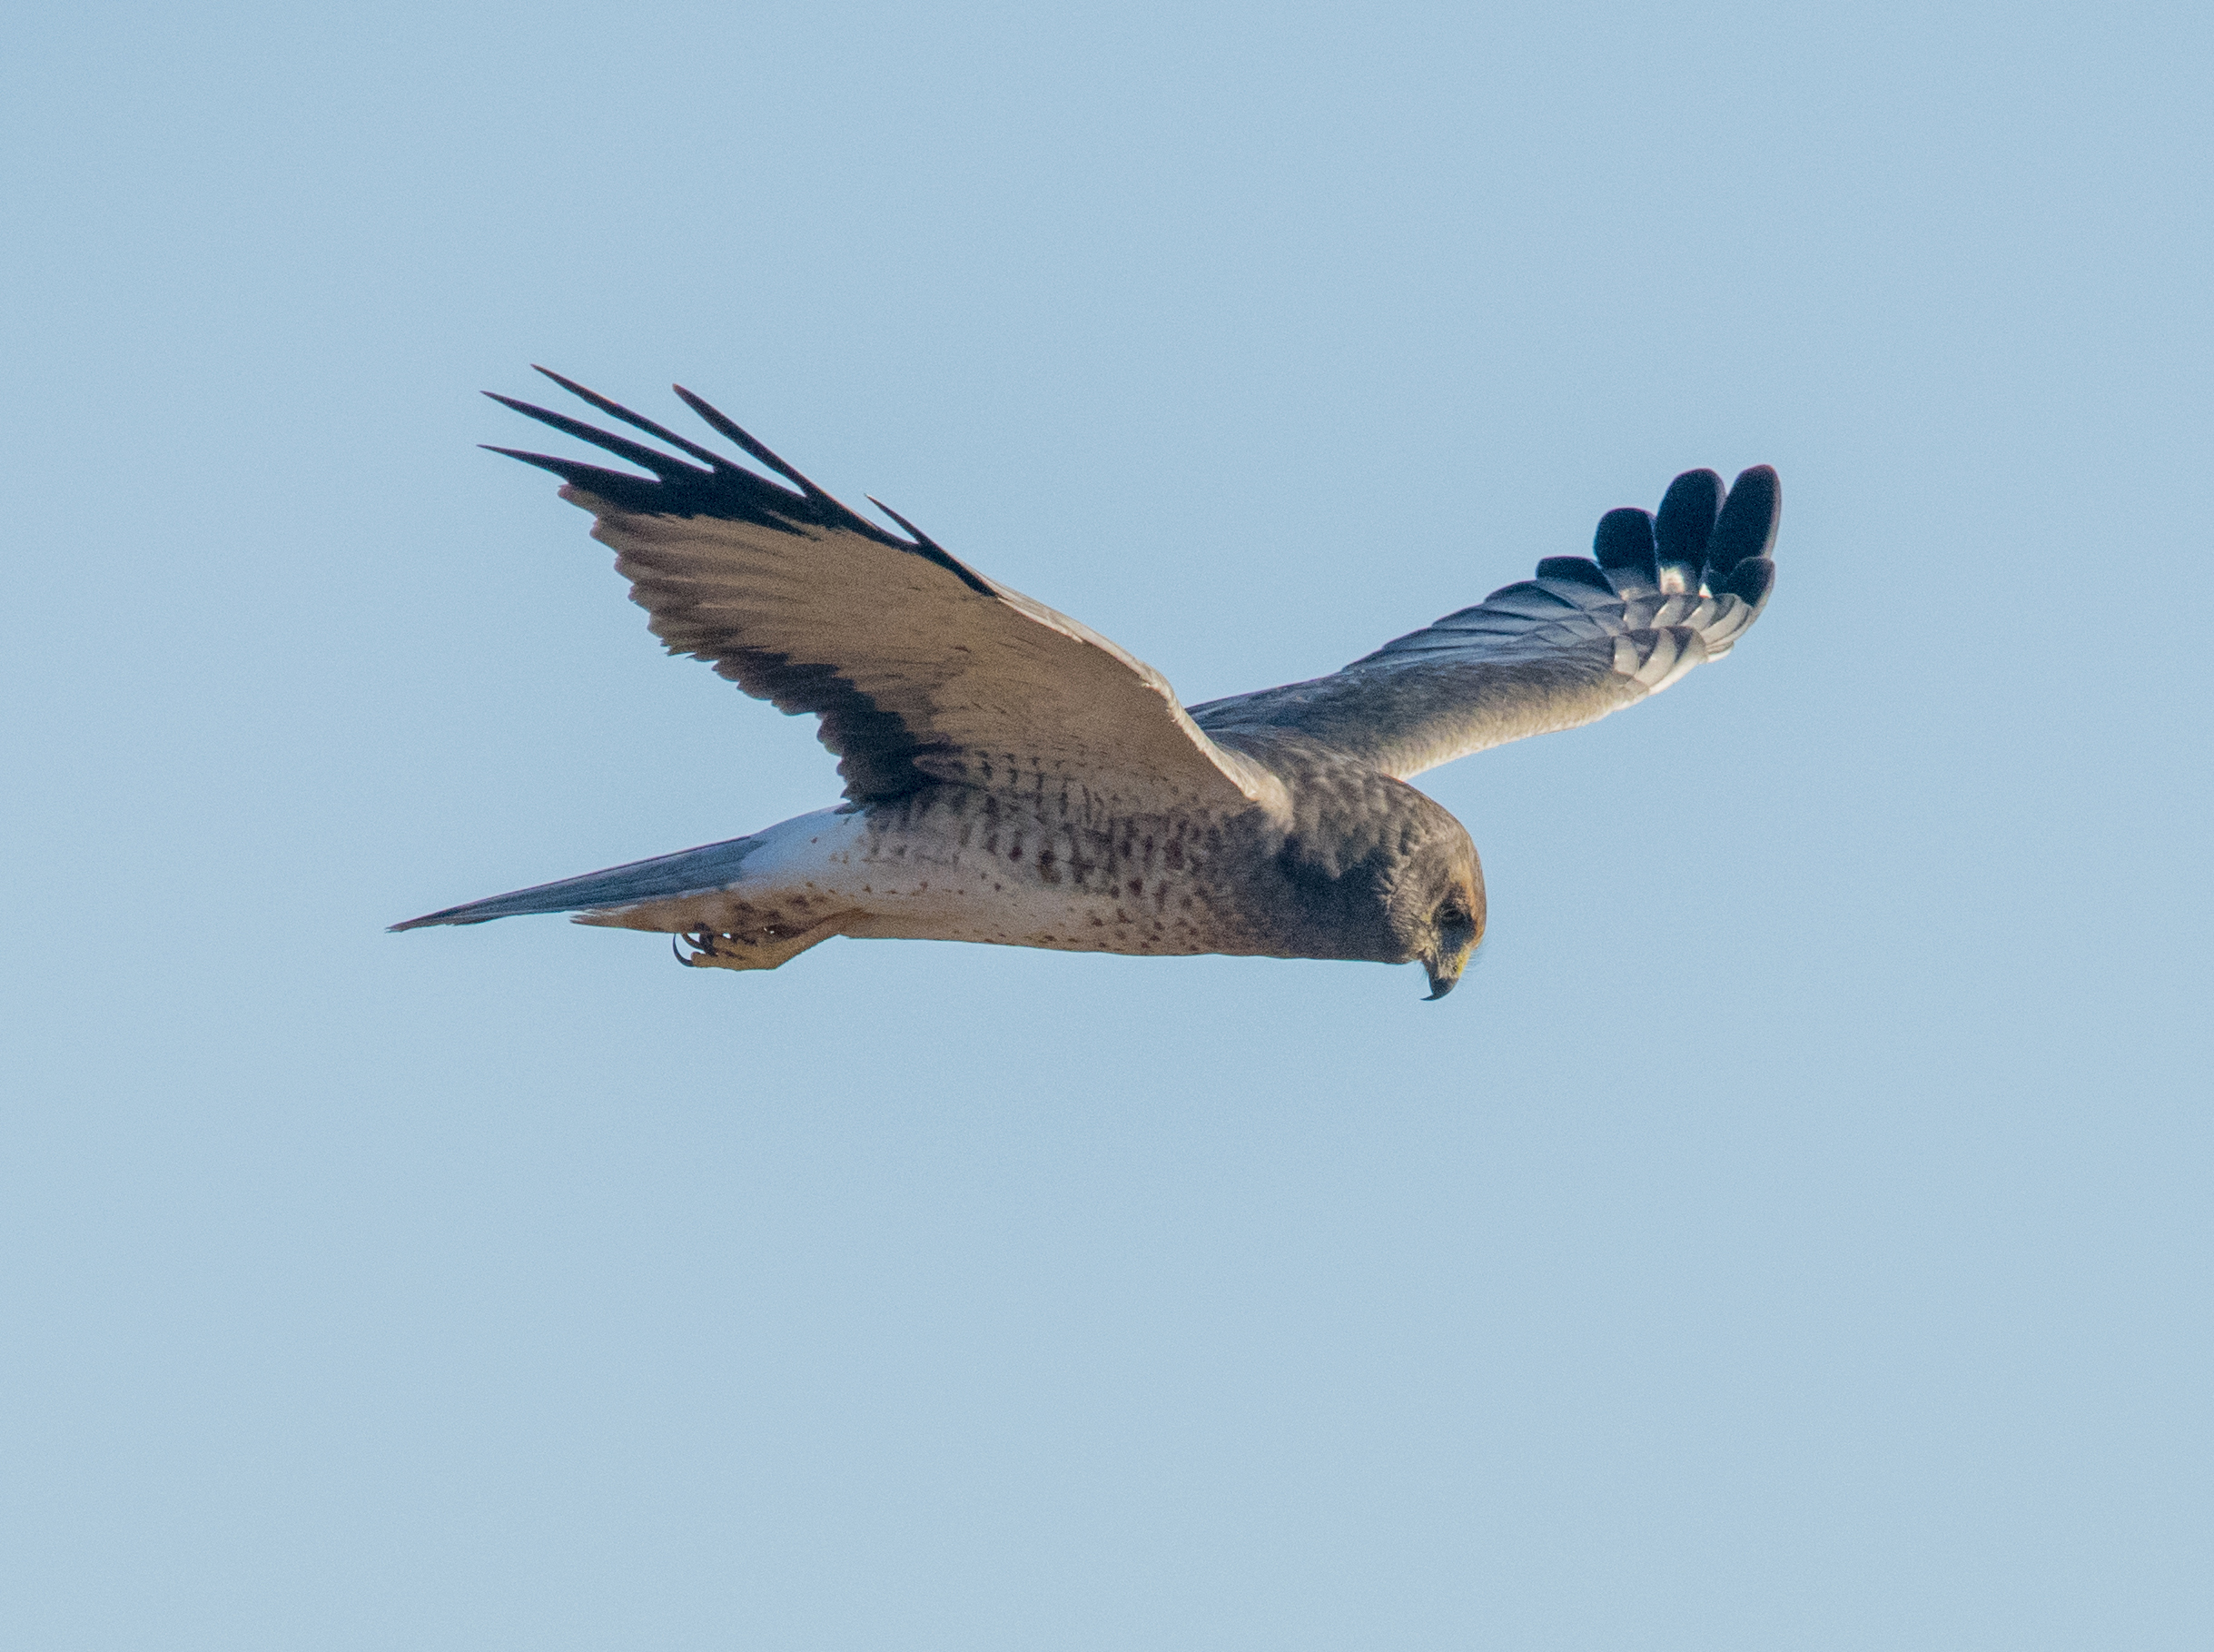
<box><xmin>1189</xmin><ymin>467</ymin><xmax>1780</xmax><ymax>779</ymax></box>
<box><xmin>489</xmin><ymin>371</ymin><xmax>1277</xmax><ymax>811</ymax></box>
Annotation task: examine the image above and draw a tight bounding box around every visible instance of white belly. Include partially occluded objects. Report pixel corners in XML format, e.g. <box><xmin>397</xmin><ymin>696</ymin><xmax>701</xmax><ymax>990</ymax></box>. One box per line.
<box><xmin>583</xmin><ymin>798</ymin><xmax>1260</xmax><ymax>958</ymax></box>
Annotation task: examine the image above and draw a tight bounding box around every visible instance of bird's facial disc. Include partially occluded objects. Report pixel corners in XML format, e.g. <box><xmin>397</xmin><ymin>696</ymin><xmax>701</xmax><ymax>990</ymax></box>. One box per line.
<box><xmin>1373</xmin><ymin>800</ymin><xmax>1483</xmax><ymax>1000</ymax></box>
<box><xmin>1421</xmin><ymin>903</ymin><xmax>1480</xmax><ymax>999</ymax></box>
<box><xmin>1413</xmin><ymin>873</ymin><xmax>1484</xmax><ymax>1001</ymax></box>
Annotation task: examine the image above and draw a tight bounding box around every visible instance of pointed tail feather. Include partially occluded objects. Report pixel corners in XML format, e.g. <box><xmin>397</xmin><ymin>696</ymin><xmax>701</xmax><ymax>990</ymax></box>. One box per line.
<box><xmin>390</xmin><ymin>836</ymin><xmax>764</xmax><ymax>931</ymax></box>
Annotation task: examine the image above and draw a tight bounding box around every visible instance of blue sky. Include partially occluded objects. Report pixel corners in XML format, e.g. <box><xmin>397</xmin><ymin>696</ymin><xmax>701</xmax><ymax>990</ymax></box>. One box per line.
<box><xmin>5</xmin><ymin>3</ymin><xmax>2209</xmax><ymax>1647</ymax></box>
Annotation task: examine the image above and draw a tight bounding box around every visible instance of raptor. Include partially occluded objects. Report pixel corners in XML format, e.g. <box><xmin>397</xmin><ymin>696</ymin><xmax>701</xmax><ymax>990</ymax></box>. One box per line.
<box><xmin>395</xmin><ymin>372</ymin><xmax>1781</xmax><ymax>998</ymax></box>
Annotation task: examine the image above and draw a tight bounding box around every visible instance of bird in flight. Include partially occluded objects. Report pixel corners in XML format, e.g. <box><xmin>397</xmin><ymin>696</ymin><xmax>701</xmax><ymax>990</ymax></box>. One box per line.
<box><xmin>395</xmin><ymin>371</ymin><xmax>1780</xmax><ymax>998</ymax></box>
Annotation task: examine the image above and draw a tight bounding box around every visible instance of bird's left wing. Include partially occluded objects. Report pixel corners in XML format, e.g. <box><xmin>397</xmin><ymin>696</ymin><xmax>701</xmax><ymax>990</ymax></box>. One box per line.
<box><xmin>486</xmin><ymin>372</ymin><xmax>1280</xmax><ymax>813</ymax></box>
<box><xmin>1189</xmin><ymin>467</ymin><xmax>1780</xmax><ymax>779</ymax></box>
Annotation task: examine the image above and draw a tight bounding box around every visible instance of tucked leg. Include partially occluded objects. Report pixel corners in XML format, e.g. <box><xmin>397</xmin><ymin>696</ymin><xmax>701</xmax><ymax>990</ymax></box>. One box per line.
<box><xmin>672</xmin><ymin>910</ymin><xmax>855</xmax><ymax>973</ymax></box>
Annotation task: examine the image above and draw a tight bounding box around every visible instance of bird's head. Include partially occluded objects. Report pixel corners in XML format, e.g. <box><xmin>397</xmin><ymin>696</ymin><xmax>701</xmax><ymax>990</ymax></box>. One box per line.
<box><xmin>1257</xmin><ymin>742</ymin><xmax>1487</xmax><ymax>999</ymax></box>
<box><xmin>1389</xmin><ymin>834</ymin><xmax>1486</xmax><ymax>1001</ymax></box>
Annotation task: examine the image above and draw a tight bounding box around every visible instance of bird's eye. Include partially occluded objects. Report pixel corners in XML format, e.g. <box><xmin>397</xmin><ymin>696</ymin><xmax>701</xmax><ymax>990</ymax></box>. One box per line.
<box><xmin>1438</xmin><ymin>902</ymin><xmax>1468</xmax><ymax>928</ymax></box>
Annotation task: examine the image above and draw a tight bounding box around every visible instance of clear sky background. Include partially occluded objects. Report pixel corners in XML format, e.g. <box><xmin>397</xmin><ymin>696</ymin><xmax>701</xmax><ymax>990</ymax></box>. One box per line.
<box><xmin>5</xmin><ymin>3</ymin><xmax>2209</xmax><ymax>1647</ymax></box>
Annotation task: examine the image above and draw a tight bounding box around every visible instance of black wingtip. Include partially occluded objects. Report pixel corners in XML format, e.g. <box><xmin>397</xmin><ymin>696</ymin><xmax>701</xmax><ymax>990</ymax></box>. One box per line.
<box><xmin>1660</xmin><ymin>468</ymin><xmax>1726</xmax><ymax>509</ymax></box>
<box><xmin>480</xmin><ymin>444</ymin><xmax>667</xmax><ymax>511</ymax></box>
<box><xmin>866</xmin><ymin>496</ymin><xmax>994</xmax><ymax>596</ymax></box>
<box><xmin>481</xmin><ymin>442</ymin><xmax>576</xmax><ymax>470</ymax></box>
<box><xmin>669</xmin><ymin>385</ymin><xmax>830</xmax><ymax>499</ymax></box>
<box><xmin>1535</xmin><ymin>555</ymin><xmax>1616</xmax><ymax>595</ymax></box>
<box><xmin>1718</xmin><ymin>555</ymin><xmax>1775</xmax><ymax>610</ymax></box>
<box><xmin>489</xmin><ymin>372</ymin><xmax>938</xmax><ymax>551</ymax></box>
<box><xmin>529</xmin><ymin>367</ymin><xmax>736</xmax><ymax>473</ymax></box>
<box><xmin>866</xmin><ymin>495</ymin><xmax>942</xmax><ymax>550</ymax></box>
<box><xmin>1708</xmin><ymin>465</ymin><xmax>1782</xmax><ymax>575</ymax></box>
<box><xmin>481</xmin><ymin>441</ymin><xmax>577</xmax><ymax>474</ymax></box>
<box><xmin>1655</xmin><ymin>469</ymin><xmax>1725</xmax><ymax>578</ymax></box>
<box><xmin>484</xmin><ymin>392</ymin><xmax>712</xmax><ymax>484</ymax></box>
<box><xmin>1593</xmin><ymin>506</ymin><xmax>1660</xmax><ymax>583</ymax></box>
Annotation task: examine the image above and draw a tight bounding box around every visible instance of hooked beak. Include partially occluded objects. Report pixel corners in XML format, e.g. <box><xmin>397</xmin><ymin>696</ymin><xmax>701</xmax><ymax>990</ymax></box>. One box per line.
<box><xmin>1422</xmin><ymin>948</ymin><xmax>1469</xmax><ymax>1001</ymax></box>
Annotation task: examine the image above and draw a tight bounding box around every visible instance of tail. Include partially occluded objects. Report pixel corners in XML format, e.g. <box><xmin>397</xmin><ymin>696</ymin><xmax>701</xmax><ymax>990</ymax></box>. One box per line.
<box><xmin>390</xmin><ymin>836</ymin><xmax>763</xmax><ymax>931</ymax></box>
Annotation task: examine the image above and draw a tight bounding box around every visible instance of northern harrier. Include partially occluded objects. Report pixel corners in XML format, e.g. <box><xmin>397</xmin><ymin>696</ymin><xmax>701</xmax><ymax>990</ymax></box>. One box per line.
<box><xmin>395</xmin><ymin>372</ymin><xmax>1781</xmax><ymax>998</ymax></box>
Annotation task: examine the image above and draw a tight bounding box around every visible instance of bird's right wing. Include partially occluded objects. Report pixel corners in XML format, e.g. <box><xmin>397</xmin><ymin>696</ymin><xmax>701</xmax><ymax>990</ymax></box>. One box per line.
<box><xmin>1189</xmin><ymin>467</ymin><xmax>1780</xmax><ymax>779</ymax></box>
<box><xmin>487</xmin><ymin>372</ymin><xmax>1279</xmax><ymax>814</ymax></box>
